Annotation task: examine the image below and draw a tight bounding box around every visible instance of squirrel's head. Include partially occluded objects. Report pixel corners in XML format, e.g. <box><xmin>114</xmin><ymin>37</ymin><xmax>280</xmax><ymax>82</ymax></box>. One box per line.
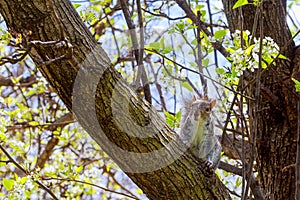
<box><xmin>191</xmin><ymin>96</ymin><xmax>216</xmax><ymax>121</ymax></box>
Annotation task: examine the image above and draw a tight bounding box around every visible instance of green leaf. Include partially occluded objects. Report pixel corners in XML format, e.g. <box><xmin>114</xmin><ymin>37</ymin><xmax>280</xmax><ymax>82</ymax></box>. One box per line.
<box><xmin>11</xmin><ymin>77</ymin><xmax>21</xmax><ymax>84</ymax></box>
<box><xmin>75</xmin><ymin>166</ymin><xmax>83</xmax><ymax>173</ymax></box>
<box><xmin>3</xmin><ymin>179</ymin><xmax>14</xmax><ymax>191</ymax></box>
<box><xmin>216</xmin><ymin>67</ymin><xmax>225</xmax><ymax>75</ymax></box>
<box><xmin>181</xmin><ymin>81</ymin><xmax>193</xmax><ymax>92</ymax></box>
<box><xmin>278</xmin><ymin>54</ymin><xmax>287</xmax><ymax>60</ymax></box>
<box><xmin>214</xmin><ymin>30</ymin><xmax>228</xmax><ymax>40</ymax></box>
<box><xmin>235</xmin><ymin>177</ymin><xmax>242</xmax><ymax>188</ymax></box>
<box><xmin>0</xmin><ymin>132</ymin><xmax>7</xmax><ymax>141</ymax></box>
<box><xmin>175</xmin><ymin>110</ymin><xmax>182</xmax><ymax>123</ymax></box>
<box><xmin>168</xmin><ymin>28</ymin><xmax>175</xmax><ymax>34</ymax></box>
<box><xmin>73</xmin><ymin>4</ymin><xmax>81</xmax><ymax>9</ymax></box>
<box><xmin>189</xmin><ymin>62</ymin><xmax>197</xmax><ymax>68</ymax></box>
<box><xmin>202</xmin><ymin>58</ymin><xmax>209</xmax><ymax>67</ymax></box>
<box><xmin>187</xmin><ymin>25</ymin><xmax>197</xmax><ymax>30</ymax></box>
<box><xmin>161</xmin><ymin>46</ymin><xmax>173</xmax><ymax>54</ymax></box>
<box><xmin>104</xmin><ymin>7</ymin><xmax>111</xmax><ymax>13</ymax></box>
<box><xmin>159</xmin><ymin>37</ymin><xmax>165</xmax><ymax>49</ymax></box>
<box><xmin>196</xmin><ymin>5</ymin><xmax>205</xmax><ymax>11</ymax></box>
<box><xmin>149</xmin><ymin>42</ymin><xmax>160</xmax><ymax>51</ymax></box>
<box><xmin>28</xmin><ymin>121</ymin><xmax>39</xmax><ymax>126</ymax></box>
<box><xmin>242</xmin><ymin>30</ymin><xmax>249</xmax><ymax>42</ymax></box>
<box><xmin>245</xmin><ymin>44</ymin><xmax>254</xmax><ymax>55</ymax></box>
<box><xmin>233</xmin><ymin>0</ymin><xmax>249</xmax><ymax>9</ymax></box>
<box><xmin>292</xmin><ymin>78</ymin><xmax>300</xmax><ymax>92</ymax></box>
<box><xmin>163</xmin><ymin>111</ymin><xmax>176</xmax><ymax>128</ymax></box>
<box><xmin>226</xmin><ymin>47</ymin><xmax>235</xmax><ymax>54</ymax></box>
<box><xmin>191</xmin><ymin>38</ymin><xmax>197</xmax><ymax>45</ymax></box>
<box><xmin>175</xmin><ymin>20</ymin><xmax>185</xmax><ymax>32</ymax></box>
<box><xmin>20</xmin><ymin>177</ymin><xmax>28</xmax><ymax>184</ymax></box>
<box><xmin>264</xmin><ymin>57</ymin><xmax>273</xmax><ymax>65</ymax></box>
<box><xmin>200</xmin><ymin>9</ymin><xmax>206</xmax><ymax>17</ymax></box>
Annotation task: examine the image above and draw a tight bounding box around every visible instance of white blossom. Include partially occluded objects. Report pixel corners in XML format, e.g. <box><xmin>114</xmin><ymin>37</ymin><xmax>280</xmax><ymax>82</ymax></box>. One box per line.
<box><xmin>221</xmin><ymin>30</ymin><xmax>281</xmax><ymax>85</ymax></box>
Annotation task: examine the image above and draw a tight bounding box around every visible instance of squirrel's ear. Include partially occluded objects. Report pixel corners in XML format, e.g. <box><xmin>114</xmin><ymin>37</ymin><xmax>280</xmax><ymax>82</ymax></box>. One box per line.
<box><xmin>192</xmin><ymin>95</ymin><xmax>197</xmax><ymax>102</ymax></box>
<box><xmin>210</xmin><ymin>99</ymin><xmax>216</xmax><ymax>109</ymax></box>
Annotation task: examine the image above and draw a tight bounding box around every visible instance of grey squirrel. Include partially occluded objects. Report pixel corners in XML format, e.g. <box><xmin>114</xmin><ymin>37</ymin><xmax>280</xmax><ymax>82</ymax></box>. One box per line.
<box><xmin>179</xmin><ymin>95</ymin><xmax>221</xmax><ymax>169</ymax></box>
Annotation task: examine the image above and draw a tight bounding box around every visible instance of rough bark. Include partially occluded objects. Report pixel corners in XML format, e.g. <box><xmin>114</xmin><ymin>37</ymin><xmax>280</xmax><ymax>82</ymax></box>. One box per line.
<box><xmin>0</xmin><ymin>0</ymin><xmax>230</xmax><ymax>199</ymax></box>
<box><xmin>223</xmin><ymin>1</ymin><xmax>298</xmax><ymax>199</ymax></box>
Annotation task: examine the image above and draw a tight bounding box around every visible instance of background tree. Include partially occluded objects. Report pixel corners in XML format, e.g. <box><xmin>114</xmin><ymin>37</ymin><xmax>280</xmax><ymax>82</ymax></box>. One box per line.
<box><xmin>0</xmin><ymin>0</ymin><xmax>299</xmax><ymax>199</ymax></box>
<box><xmin>222</xmin><ymin>1</ymin><xmax>300</xmax><ymax>199</ymax></box>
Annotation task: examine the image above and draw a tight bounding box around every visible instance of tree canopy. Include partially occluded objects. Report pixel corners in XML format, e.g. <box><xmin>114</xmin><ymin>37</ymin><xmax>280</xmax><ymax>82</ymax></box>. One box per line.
<box><xmin>0</xmin><ymin>0</ymin><xmax>300</xmax><ymax>199</ymax></box>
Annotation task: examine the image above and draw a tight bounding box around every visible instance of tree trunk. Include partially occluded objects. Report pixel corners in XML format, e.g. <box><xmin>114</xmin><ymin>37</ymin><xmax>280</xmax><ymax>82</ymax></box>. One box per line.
<box><xmin>0</xmin><ymin>0</ymin><xmax>230</xmax><ymax>199</ymax></box>
<box><xmin>223</xmin><ymin>1</ymin><xmax>298</xmax><ymax>199</ymax></box>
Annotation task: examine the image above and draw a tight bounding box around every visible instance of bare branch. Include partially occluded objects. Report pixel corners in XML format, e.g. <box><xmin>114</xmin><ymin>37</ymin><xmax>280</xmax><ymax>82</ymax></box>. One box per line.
<box><xmin>219</xmin><ymin>161</ymin><xmax>265</xmax><ymax>200</ymax></box>
<box><xmin>296</xmin><ymin>101</ymin><xmax>300</xmax><ymax>199</ymax></box>
<box><xmin>42</xmin><ymin>176</ymin><xmax>140</xmax><ymax>200</ymax></box>
<box><xmin>120</xmin><ymin>0</ymin><xmax>152</xmax><ymax>103</ymax></box>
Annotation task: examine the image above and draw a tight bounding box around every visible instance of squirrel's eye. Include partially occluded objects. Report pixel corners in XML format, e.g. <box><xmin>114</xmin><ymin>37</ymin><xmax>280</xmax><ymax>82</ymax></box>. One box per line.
<box><xmin>205</xmin><ymin>107</ymin><xmax>210</xmax><ymax>112</ymax></box>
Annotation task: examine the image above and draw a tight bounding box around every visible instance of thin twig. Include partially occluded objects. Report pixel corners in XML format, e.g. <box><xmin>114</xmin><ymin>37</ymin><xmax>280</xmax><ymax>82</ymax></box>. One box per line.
<box><xmin>0</xmin><ymin>143</ymin><xmax>59</xmax><ymax>200</ymax></box>
<box><xmin>196</xmin><ymin>11</ymin><xmax>207</xmax><ymax>97</ymax></box>
<box><xmin>6</xmin><ymin>120</ymin><xmax>75</xmax><ymax>131</ymax></box>
<box><xmin>296</xmin><ymin>98</ymin><xmax>300</xmax><ymax>199</ymax></box>
<box><xmin>146</xmin><ymin>48</ymin><xmax>254</xmax><ymax>100</ymax></box>
<box><xmin>42</xmin><ymin>177</ymin><xmax>140</xmax><ymax>200</ymax></box>
<box><xmin>145</xmin><ymin>55</ymin><xmax>167</xmax><ymax>110</ymax></box>
<box><xmin>185</xmin><ymin>77</ymin><xmax>202</xmax><ymax>98</ymax></box>
<box><xmin>120</xmin><ymin>0</ymin><xmax>152</xmax><ymax>103</ymax></box>
<box><xmin>244</xmin><ymin>3</ymin><xmax>264</xmax><ymax>199</ymax></box>
<box><xmin>104</xmin><ymin>9</ymin><xmax>121</xmax><ymax>57</ymax></box>
<box><xmin>237</xmin><ymin>6</ymin><xmax>247</xmax><ymax>199</ymax></box>
<box><xmin>142</xmin><ymin>8</ymin><xmax>187</xmax><ymax>20</ymax></box>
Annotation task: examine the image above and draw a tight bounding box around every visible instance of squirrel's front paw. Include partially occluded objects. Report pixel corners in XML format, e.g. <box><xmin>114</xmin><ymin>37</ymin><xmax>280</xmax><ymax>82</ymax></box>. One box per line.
<box><xmin>202</xmin><ymin>160</ymin><xmax>214</xmax><ymax>176</ymax></box>
<box><xmin>204</xmin><ymin>160</ymin><xmax>213</xmax><ymax>168</ymax></box>
<box><xmin>204</xmin><ymin>160</ymin><xmax>215</xmax><ymax>170</ymax></box>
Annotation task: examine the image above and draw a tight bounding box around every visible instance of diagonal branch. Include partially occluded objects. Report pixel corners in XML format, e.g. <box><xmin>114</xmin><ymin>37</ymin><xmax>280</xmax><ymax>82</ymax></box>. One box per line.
<box><xmin>120</xmin><ymin>0</ymin><xmax>152</xmax><ymax>103</ymax></box>
<box><xmin>174</xmin><ymin>0</ymin><xmax>230</xmax><ymax>58</ymax></box>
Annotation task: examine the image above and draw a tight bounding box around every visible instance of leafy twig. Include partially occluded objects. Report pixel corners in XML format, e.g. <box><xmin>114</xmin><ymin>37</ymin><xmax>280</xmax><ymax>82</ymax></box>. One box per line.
<box><xmin>0</xmin><ymin>143</ymin><xmax>59</xmax><ymax>200</ymax></box>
